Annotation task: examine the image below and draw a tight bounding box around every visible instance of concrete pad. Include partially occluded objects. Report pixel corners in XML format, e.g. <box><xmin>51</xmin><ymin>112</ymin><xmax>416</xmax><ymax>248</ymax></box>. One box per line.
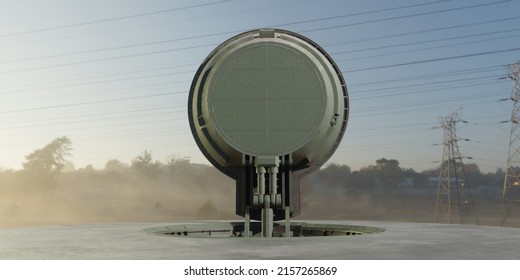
<box><xmin>0</xmin><ymin>220</ymin><xmax>519</xmax><ymax>259</ymax></box>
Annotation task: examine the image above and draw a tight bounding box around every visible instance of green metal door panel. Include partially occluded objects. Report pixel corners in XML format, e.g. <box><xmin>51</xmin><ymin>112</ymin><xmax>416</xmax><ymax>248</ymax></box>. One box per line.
<box><xmin>294</xmin><ymin>99</ymin><xmax>323</xmax><ymax>130</ymax></box>
<box><xmin>199</xmin><ymin>29</ymin><xmax>345</xmax><ymax>159</ymax></box>
<box><xmin>294</xmin><ymin>68</ymin><xmax>323</xmax><ymax>98</ymax></box>
<box><xmin>238</xmin><ymin>99</ymin><xmax>267</xmax><ymax>131</ymax></box>
<box><xmin>267</xmin><ymin>130</ymin><xmax>298</xmax><ymax>153</ymax></box>
<box><xmin>237</xmin><ymin>131</ymin><xmax>267</xmax><ymax>153</ymax></box>
<box><xmin>237</xmin><ymin>46</ymin><xmax>267</xmax><ymax>68</ymax></box>
<box><xmin>208</xmin><ymin>43</ymin><xmax>327</xmax><ymax>156</ymax></box>
<box><xmin>267</xmin><ymin>99</ymin><xmax>294</xmax><ymax>130</ymax></box>
<box><xmin>268</xmin><ymin>46</ymin><xmax>296</xmax><ymax>68</ymax></box>
<box><xmin>239</xmin><ymin>69</ymin><xmax>267</xmax><ymax>100</ymax></box>
<box><xmin>213</xmin><ymin>69</ymin><xmax>239</xmax><ymax>100</ymax></box>
<box><xmin>211</xmin><ymin>100</ymin><xmax>238</xmax><ymax>131</ymax></box>
<box><xmin>267</xmin><ymin>68</ymin><xmax>294</xmax><ymax>99</ymax></box>
<box><xmin>292</xmin><ymin>129</ymin><xmax>313</xmax><ymax>143</ymax></box>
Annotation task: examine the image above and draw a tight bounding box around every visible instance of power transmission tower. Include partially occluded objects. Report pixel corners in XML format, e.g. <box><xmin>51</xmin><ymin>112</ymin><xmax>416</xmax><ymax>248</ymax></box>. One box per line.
<box><xmin>434</xmin><ymin>111</ymin><xmax>480</xmax><ymax>224</ymax></box>
<box><xmin>501</xmin><ymin>61</ymin><xmax>520</xmax><ymax>226</ymax></box>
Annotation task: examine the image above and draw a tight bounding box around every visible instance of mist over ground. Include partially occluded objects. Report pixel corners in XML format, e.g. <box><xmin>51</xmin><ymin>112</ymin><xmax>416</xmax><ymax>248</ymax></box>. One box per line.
<box><xmin>0</xmin><ymin>160</ymin><xmax>235</xmax><ymax>227</ymax></box>
<box><xmin>1</xmin><ymin>156</ymin><xmax>517</xmax><ymax>228</ymax></box>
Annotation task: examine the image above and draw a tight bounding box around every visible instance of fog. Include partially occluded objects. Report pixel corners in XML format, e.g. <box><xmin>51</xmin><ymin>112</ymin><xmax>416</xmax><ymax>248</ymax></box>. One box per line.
<box><xmin>0</xmin><ymin>162</ymin><xmax>237</xmax><ymax>228</ymax></box>
<box><xmin>1</xmin><ymin>161</ymin><xmax>517</xmax><ymax>228</ymax></box>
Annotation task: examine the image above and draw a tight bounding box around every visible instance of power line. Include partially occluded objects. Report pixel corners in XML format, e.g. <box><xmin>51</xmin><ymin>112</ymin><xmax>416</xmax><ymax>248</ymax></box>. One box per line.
<box><xmin>0</xmin><ymin>91</ymin><xmax>184</xmax><ymax>114</ymax></box>
<box><xmin>325</xmin><ymin>16</ymin><xmax>520</xmax><ymax>47</ymax></box>
<box><xmin>275</xmin><ymin>0</ymin><xmax>447</xmax><ymax>28</ymax></box>
<box><xmin>0</xmin><ymin>0</ymin><xmax>232</xmax><ymax>38</ymax></box>
<box><xmin>3</xmin><ymin>32</ymin><xmax>516</xmax><ymax>79</ymax></box>
<box><xmin>352</xmin><ymin>81</ymin><xmax>502</xmax><ymax>102</ymax></box>
<box><xmin>339</xmin><ymin>33</ymin><xmax>520</xmax><ymax>63</ymax></box>
<box><xmin>352</xmin><ymin>74</ymin><xmax>501</xmax><ymax>96</ymax></box>
<box><xmin>0</xmin><ymin>3</ymin><xmax>515</xmax><ymax>74</ymax></box>
<box><xmin>345</xmin><ymin>47</ymin><xmax>520</xmax><ymax>73</ymax></box>
<box><xmin>0</xmin><ymin>1</ymin><xmax>451</xmax><ymax>65</ymax></box>
<box><xmin>300</xmin><ymin>0</ymin><xmax>513</xmax><ymax>33</ymax></box>
<box><xmin>0</xmin><ymin>70</ymin><xmax>192</xmax><ymax>95</ymax></box>
<box><xmin>350</xmin><ymin>65</ymin><xmax>503</xmax><ymax>87</ymax></box>
<box><xmin>332</xmin><ymin>27</ymin><xmax>520</xmax><ymax>56</ymax></box>
<box><xmin>0</xmin><ymin>61</ymin><xmax>196</xmax><ymax>91</ymax></box>
<box><xmin>351</xmin><ymin>98</ymin><xmax>505</xmax><ymax>118</ymax></box>
<box><xmin>1</xmin><ymin>1</ymin><xmax>517</xmax><ymax>172</ymax></box>
<box><xmin>0</xmin><ymin>43</ymin><xmax>215</xmax><ymax>74</ymax></box>
<box><xmin>352</xmin><ymin>93</ymin><xmax>505</xmax><ymax>118</ymax></box>
<box><xmin>0</xmin><ymin>0</ymin><xmax>314</xmax><ymax>49</ymax></box>
<box><xmin>0</xmin><ymin>108</ymin><xmax>185</xmax><ymax>131</ymax></box>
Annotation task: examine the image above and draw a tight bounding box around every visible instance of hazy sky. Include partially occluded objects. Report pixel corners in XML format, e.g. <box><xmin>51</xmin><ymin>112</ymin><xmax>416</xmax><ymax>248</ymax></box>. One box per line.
<box><xmin>1</xmin><ymin>0</ymin><xmax>519</xmax><ymax>173</ymax></box>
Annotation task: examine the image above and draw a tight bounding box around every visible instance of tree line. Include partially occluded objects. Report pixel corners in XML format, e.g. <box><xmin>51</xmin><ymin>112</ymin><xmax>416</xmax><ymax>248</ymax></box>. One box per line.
<box><xmin>0</xmin><ymin>137</ymin><xmax>512</xmax><ymax>226</ymax></box>
<box><xmin>0</xmin><ymin>137</ymin><xmax>506</xmax><ymax>196</ymax></box>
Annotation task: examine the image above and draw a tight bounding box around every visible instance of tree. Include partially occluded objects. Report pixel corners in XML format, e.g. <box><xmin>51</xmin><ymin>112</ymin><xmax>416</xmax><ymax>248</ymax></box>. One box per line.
<box><xmin>320</xmin><ymin>163</ymin><xmax>351</xmax><ymax>189</ymax></box>
<box><xmin>23</xmin><ymin>136</ymin><xmax>72</xmax><ymax>193</ymax></box>
<box><xmin>402</xmin><ymin>168</ymin><xmax>427</xmax><ymax>189</ymax></box>
<box><xmin>375</xmin><ymin>158</ymin><xmax>403</xmax><ymax>194</ymax></box>
<box><xmin>463</xmin><ymin>163</ymin><xmax>484</xmax><ymax>187</ymax></box>
<box><xmin>104</xmin><ymin>159</ymin><xmax>128</xmax><ymax>173</ymax></box>
<box><xmin>131</xmin><ymin>150</ymin><xmax>161</xmax><ymax>176</ymax></box>
<box><xmin>348</xmin><ymin>170</ymin><xmax>375</xmax><ymax>192</ymax></box>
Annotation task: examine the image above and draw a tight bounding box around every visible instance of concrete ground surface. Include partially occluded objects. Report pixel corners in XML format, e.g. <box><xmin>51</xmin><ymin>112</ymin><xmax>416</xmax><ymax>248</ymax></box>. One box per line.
<box><xmin>0</xmin><ymin>220</ymin><xmax>519</xmax><ymax>259</ymax></box>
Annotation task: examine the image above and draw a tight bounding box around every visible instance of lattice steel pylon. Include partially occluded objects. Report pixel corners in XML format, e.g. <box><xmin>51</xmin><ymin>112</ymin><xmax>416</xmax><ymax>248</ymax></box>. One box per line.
<box><xmin>434</xmin><ymin>111</ymin><xmax>480</xmax><ymax>224</ymax></box>
<box><xmin>501</xmin><ymin>61</ymin><xmax>520</xmax><ymax>226</ymax></box>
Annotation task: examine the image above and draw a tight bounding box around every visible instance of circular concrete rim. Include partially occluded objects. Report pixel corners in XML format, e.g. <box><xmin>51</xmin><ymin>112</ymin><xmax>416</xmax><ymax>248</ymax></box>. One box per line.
<box><xmin>143</xmin><ymin>221</ymin><xmax>385</xmax><ymax>238</ymax></box>
<box><xmin>2</xmin><ymin>221</ymin><xmax>520</xmax><ymax>259</ymax></box>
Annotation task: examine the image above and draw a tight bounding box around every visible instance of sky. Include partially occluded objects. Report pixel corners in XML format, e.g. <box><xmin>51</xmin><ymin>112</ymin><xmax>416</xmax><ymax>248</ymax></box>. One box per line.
<box><xmin>1</xmin><ymin>0</ymin><xmax>519</xmax><ymax>173</ymax></box>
